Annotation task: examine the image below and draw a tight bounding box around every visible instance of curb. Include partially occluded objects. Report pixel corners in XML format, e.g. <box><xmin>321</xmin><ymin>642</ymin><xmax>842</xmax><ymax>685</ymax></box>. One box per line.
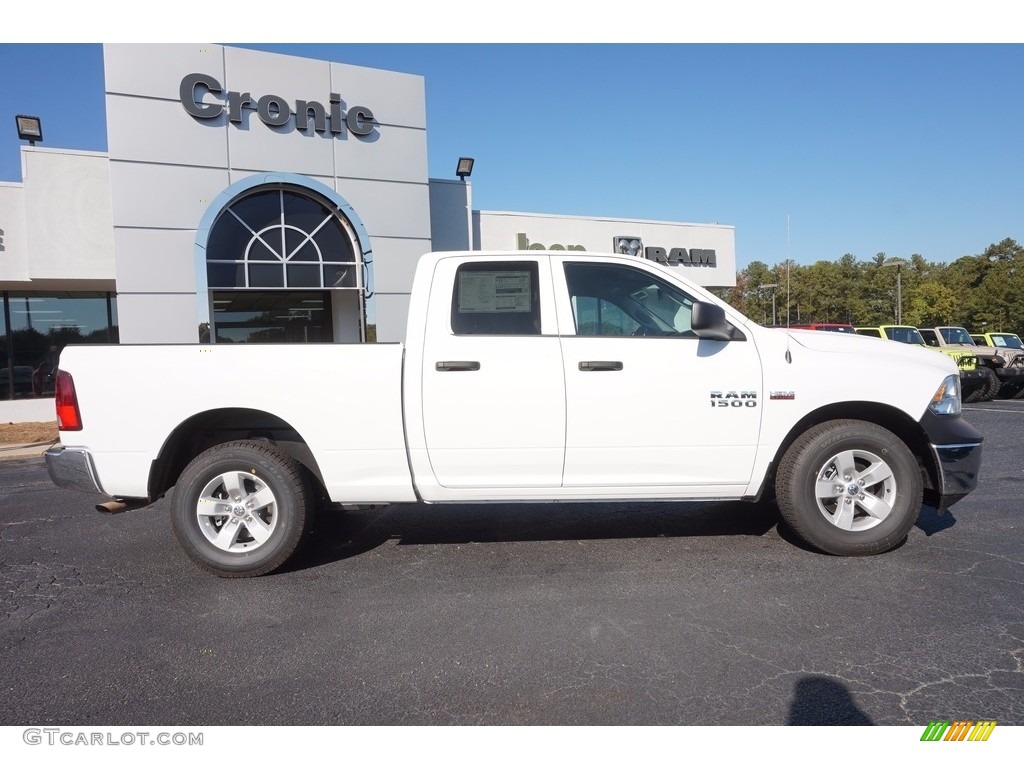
<box><xmin>0</xmin><ymin>442</ymin><xmax>53</xmax><ymax>461</ymax></box>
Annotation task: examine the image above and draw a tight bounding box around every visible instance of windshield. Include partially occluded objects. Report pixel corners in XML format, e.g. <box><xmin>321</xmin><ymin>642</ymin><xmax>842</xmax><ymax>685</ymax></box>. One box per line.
<box><xmin>939</xmin><ymin>327</ymin><xmax>974</xmax><ymax>344</ymax></box>
<box><xmin>989</xmin><ymin>333</ymin><xmax>1024</xmax><ymax>349</ymax></box>
<box><xmin>884</xmin><ymin>326</ymin><xmax>926</xmax><ymax>345</ymax></box>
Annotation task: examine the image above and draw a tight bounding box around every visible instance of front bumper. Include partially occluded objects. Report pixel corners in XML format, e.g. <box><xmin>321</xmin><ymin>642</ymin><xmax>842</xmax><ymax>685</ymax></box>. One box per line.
<box><xmin>995</xmin><ymin>366</ymin><xmax>1024</xmax><ymax>381</ymax></box>
<box><xmin>919</xmin><ymin>411</ymin><xmax>983</xmax><ymax>513</ymax></box>
<box><xmin>45</xmin><ymin>445</ymin><xmax>106</xmax><ymax>495</ymax></box>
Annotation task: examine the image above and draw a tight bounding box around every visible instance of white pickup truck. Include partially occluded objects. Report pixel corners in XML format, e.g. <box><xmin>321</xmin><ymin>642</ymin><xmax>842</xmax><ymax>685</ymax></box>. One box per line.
<box><xmin>46</xmin><ymin>250</ymin><xmax>983</xmax><ymax>577</ymax></box>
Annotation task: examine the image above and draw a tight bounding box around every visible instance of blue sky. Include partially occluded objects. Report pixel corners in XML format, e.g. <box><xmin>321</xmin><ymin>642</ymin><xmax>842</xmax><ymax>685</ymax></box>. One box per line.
<box><xmin>1</xmin><ymin>41</ymin><xmax>1021</xmax><ymax>270</ymax></box>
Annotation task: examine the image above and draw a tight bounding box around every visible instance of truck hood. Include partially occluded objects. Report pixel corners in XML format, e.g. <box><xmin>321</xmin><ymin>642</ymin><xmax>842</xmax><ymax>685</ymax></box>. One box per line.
<box><xmin>779</xmin><ymin>328</ymin><xmax>956</xmax><ymax>375</ymax></box>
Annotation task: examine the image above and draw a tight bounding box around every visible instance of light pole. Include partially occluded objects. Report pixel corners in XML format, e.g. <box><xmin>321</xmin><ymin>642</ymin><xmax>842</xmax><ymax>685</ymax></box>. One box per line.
<box><xmin>760</xmin><ymin>283</ymin><xmax>778</xmax><ymax>326</ymax></box>
<box><xmin>882</xmin><ymin>259</ymin><xmax>905</xmax><ymax>325</ymax></box>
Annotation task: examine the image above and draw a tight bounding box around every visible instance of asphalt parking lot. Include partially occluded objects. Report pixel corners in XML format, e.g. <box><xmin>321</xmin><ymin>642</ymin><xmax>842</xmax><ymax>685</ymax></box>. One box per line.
<box><xmin>1</xmin><ymin>403</ymin><xmax>1022</xmax><ymax>727</ymax></box>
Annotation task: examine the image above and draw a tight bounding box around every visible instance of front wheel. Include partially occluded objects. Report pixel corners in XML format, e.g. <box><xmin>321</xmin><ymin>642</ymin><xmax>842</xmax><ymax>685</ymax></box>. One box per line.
<box><xmin>171</xmin><ymin>440</ymin><xmax>313</xmax><ymax>577</ymax></box>
<box><xmin>775</xmin><ymin>420</ymin><xmax>922</xmax><ymax>556</ymax></box>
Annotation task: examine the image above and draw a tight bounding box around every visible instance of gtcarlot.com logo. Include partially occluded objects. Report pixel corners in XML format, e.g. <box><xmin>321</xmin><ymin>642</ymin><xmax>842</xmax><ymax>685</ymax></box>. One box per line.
<box><xmin>23</xmin><ymin>729</ymin><xmax>203</xmax><ymax>746</ymax></box>
<box><xmin>920</xmin><ymin>720</ymin><xmax>997</xmax><ymax>742</ymax></box>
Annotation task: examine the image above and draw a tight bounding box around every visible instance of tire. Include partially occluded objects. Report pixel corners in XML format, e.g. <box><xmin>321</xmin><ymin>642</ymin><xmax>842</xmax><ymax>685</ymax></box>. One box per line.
<box><xmin>977</xmin><ymin>367</ymin><xmax>1000</xmax><ymax>402</ymax></box>
<box><xmin>171</xmin><ymin>440</ymin><xmax>313</xmax><ymax>577</ymax></box>
<box><xmin>775</xmin><ymin>420</ymin><xmax>922</xmax><ymax>556</ymax></box>
<box><xmin>996</xmin><ymin>381</ymin><xmax>1021</xmax><ymax>399</ymax></box>
<box><xmin>963</xmin><ymin>375</ymin><xmax>987</xmax><ymax>403</ymax></box>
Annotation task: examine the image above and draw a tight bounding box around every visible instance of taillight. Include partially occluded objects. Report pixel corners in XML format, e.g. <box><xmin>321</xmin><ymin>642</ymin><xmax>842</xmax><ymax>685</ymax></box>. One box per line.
<box><xmin>55</xmin><ymin>370</ymin><xmax>83</xmax><ymax>431</ymax></box>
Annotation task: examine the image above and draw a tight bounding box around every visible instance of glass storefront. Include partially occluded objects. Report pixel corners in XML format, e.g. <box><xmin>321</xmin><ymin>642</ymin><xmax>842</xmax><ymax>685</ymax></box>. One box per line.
<box><xmin>208</xmin><ymin>291</ymin><xmax>332</xmax><ymax>344</ymax></box>
<box><xmin>1</xmin><ymin>292</ymin><xmax>118</xmax><ymax>400</ymax></box>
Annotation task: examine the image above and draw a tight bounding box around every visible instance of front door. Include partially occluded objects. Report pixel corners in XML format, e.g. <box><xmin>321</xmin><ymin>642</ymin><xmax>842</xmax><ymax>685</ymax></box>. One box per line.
<box><xmin>554</xmin><ymin>258</ymin><xmax>763</xmax><ymax>493</ymax></box>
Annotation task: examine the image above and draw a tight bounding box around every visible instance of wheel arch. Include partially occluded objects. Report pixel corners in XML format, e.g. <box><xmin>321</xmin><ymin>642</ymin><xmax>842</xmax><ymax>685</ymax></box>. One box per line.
<box><xmin>148</xmin><ymin>408</ymin><xmax>326</xmax><ymax>501</ymax></box>
<box><xmin>763</xmin><ymin>401</ymin><xmax>940</xmax><ymax>506</ymax></box>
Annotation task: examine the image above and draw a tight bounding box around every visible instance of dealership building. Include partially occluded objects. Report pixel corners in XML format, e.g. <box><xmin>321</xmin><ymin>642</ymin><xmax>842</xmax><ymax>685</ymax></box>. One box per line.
<box><xmin>0</xmin><ymin>44</ymin><xmax>736</xmax><ymax>420</ymax></box>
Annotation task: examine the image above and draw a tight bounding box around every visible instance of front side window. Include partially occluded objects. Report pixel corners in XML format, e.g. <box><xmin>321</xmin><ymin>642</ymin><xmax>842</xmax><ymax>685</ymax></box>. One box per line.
<box><xmin>451</xmin><ymin>261</ymin><xmax>540</xmax><ymax>335</ymax></box>
<box><xmin>564</xmin><ymin>262</ymin><xmax>696</xmax><ymax>337</ymax></box>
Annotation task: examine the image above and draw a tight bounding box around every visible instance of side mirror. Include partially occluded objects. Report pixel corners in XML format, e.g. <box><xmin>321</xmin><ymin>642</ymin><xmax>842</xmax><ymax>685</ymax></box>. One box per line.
<box><xmin>692</xmin><ymin>301</ymin><xmax>740</xmax><ymax>341</ymax></box>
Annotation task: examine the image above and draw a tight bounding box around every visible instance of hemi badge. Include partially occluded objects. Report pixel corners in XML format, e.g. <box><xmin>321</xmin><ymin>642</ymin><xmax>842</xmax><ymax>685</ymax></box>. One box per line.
<box><xmin>770</xmin><ymin>391</ymin><xmax>796</xmax><ymax>400</ymax></box>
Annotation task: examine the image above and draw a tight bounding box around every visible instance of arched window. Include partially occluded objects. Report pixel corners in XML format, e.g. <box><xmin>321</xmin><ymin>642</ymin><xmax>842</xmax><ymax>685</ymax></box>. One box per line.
<box><xmin>205</xmin><ymin>185</ymin><xmax>362</xmax><ymax>291</ymax></box>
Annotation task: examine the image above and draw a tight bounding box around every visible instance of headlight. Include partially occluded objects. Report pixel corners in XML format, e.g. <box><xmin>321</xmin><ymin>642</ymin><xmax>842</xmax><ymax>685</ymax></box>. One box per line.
<box><xmin>929</xmin><ymin>373</ymin><xmax>961</xmax><ymax>416</ymax></box>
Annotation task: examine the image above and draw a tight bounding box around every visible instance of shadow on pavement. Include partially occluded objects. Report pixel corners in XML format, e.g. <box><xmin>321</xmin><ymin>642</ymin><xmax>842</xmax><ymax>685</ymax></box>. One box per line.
<box><xmin>914</xmin><ymin>505</ymin><xmax>957</xmax><ymax>536</ymax></box>
<box><xmin>289</xmin><ymin>498</ymin><xmax>783</xmax><ymax>571</ymax></box>
<box><xmin>787</xmin><ymin>675</ymin><xmax>874</xmax><ymax>725</ymax></box>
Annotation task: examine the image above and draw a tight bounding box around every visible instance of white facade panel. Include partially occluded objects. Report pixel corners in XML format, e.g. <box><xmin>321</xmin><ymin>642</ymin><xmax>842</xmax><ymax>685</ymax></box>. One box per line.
<box><xmin>108</xmin><ymin>162</ymin><xmax>229</xmax><ymax>230</ymax></box>
<box><xmin>0</xmin><ymin>182</ymin><xmax>29</xmax><ymax>282</ymax></box>
<box><xmin>330</xmin><ymin>125</ymin><xmax>427</xmax><ymax>184</ymax></box>
<box><xmin>373</xmin><ymin>292</ymin><xmax>412</xmax><ymax>344</ymax></box>
<box><xmin>115</xmin><ymin>293</ymin><xmax>199</xmax><ymax>344</ymax></box>
<box><xmin>368</xmin><ymin>237</ymin><xmax>433</xmax><ymax>294</ymax></box>
<box><xmin>22</xmin><ymin>150</ymin><xmax>115</xmax><ymax>281</ymax></box>
<box><xmin>336</xmin><ymin>178</ymin><xmax>432</xmax><ymax>240</ymax></box>
<box><xmin>226</xmin><ymin>114</ymin><xmax>337</xmax><ymax>176</ymax></box>
<box><xmin>329</xmin><ymin>61</ymin><xmax>427</xmax><ymax>130</ymax></box>
<box><xmin>104</xmin><ymin>44</ymin><xmax>225</xmax><ymax>100</ymax></box>
<box><xmin>113</xmin><ymin>229</ymin><xmax>198</xmax><ymax>294</ymax></box>
<box><xmin>475</xmin><ymin>211</ymin><xmax>737</xmax><ymax>287</ymax></box>
<box><xmin>222</xmin><ymin>46</ymin><xmax>333</xmax><ymax>107</ymax></box>
<box><xmin>106</xmin><ymin>94</ymin><xmax>229</xmax><ymax>168</ymax></box>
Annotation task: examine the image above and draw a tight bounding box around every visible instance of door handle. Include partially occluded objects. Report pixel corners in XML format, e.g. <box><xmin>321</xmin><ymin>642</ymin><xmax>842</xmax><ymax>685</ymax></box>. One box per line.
<box><xmin>436</xmin><ymin>361</ymin><xmax>481</xmax><ymax>372</ymax></box>
<box><xmin>578</xmin><ymin>361</ymin><xmax>623</xmax><ymax>371</ymax></box>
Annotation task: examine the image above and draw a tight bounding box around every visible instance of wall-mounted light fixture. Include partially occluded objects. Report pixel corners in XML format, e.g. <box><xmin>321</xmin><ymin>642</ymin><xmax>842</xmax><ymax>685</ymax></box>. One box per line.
<box><xmin>456</xmin><ymin>157</ymin><xmax>474</xmax><ymax>180</ymax></box>
<box><xmin>15</xmin><ymin>115</ymin><xmax>43</xmax><ymax>145</ymax></box>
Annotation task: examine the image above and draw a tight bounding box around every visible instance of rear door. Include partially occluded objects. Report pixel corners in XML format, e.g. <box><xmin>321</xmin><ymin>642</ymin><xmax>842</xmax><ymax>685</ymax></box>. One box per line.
<box><xmin>420</xmin><ymin>256</ymin><xmax>566</xmax><ymax>488</ymax></box>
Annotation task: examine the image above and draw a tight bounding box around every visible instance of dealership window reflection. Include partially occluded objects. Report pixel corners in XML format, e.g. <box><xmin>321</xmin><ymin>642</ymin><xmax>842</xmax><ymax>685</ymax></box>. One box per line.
<box><xmin>1</xmin><ymin>292</ymin><xmax>118</xmax><ymax>400</ymax></box>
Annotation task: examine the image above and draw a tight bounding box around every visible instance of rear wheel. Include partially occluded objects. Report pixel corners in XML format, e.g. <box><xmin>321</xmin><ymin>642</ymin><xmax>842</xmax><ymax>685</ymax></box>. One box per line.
<box><xmin>776</xmin><ymin>420</ymin><xmax>922</xmax><ymax>556</ymax></box>
<box><xmin>171</xmin><ymin>440</ymin><xmax>313</xmax><ymax>577</ymax></box>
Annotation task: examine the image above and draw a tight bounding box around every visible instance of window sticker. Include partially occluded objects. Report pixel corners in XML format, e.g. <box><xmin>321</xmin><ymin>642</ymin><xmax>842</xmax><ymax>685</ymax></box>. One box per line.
<box><xmin>458</xmin><ymin>271</ymin><xmax>532</xmax><ymax>313</ymax></box>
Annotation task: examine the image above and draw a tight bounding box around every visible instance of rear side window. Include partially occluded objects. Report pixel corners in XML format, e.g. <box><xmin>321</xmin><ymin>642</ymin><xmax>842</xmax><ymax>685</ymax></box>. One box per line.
<box><xmin>451</xmin><ymin>261</ymin><xmax>541</xmax><ymax>335</ymax></box>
